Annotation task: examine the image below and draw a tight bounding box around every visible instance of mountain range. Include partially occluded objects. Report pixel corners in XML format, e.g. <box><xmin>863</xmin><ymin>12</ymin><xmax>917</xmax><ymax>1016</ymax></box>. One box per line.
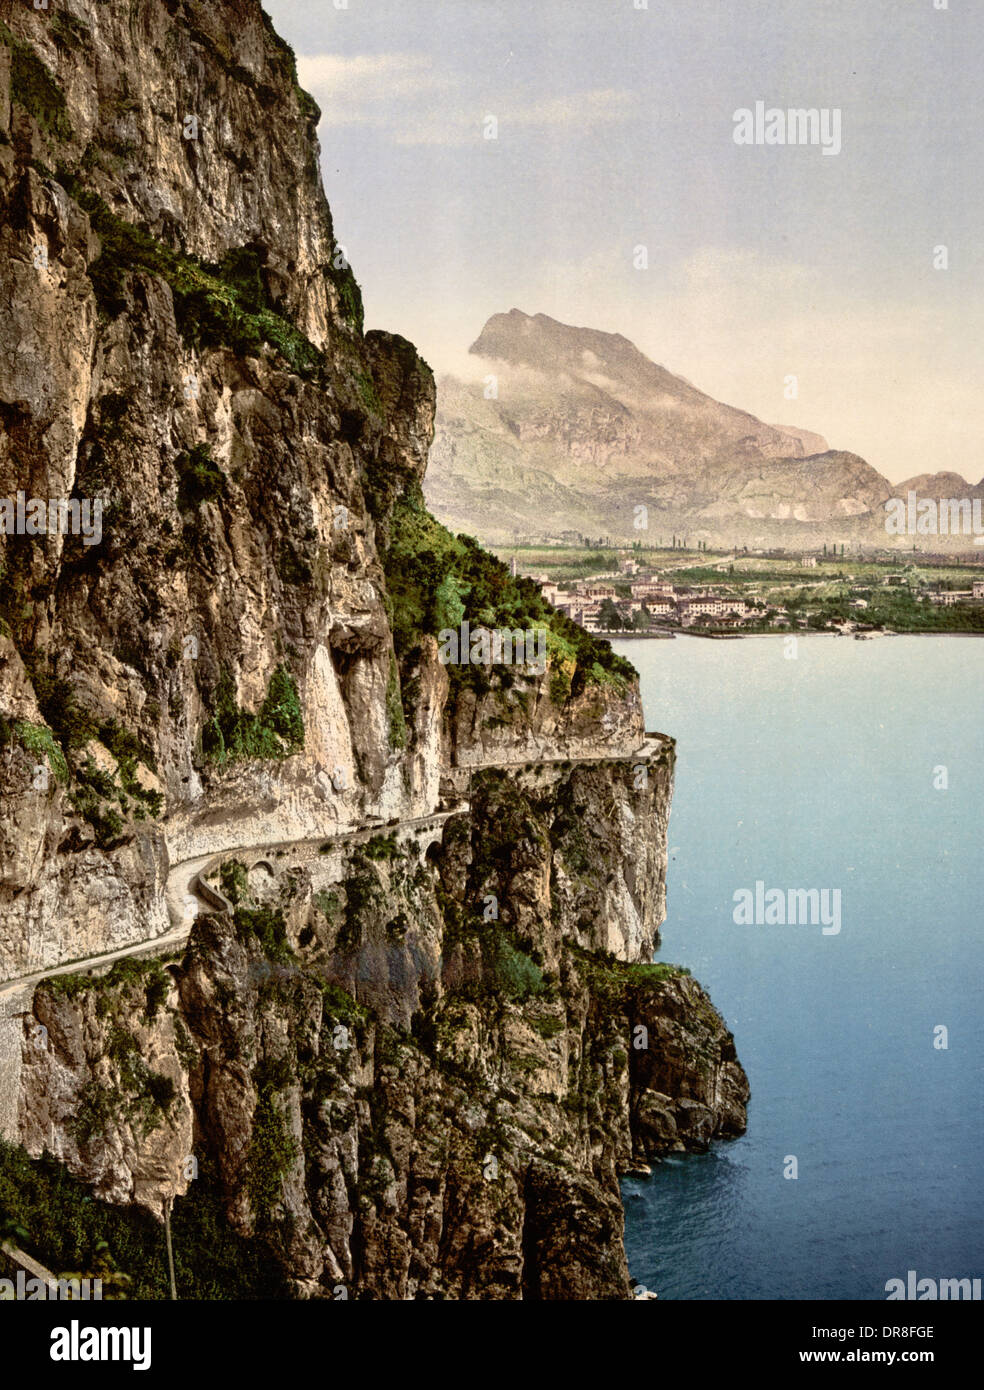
<box><xmin>425</xmin><ymin>310</ymin><xmax>983</xmax><ymax>550</ymax></box>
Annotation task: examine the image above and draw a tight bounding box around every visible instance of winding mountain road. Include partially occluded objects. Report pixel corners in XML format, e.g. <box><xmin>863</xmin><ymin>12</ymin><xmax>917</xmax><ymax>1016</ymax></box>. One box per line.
<box><xmin>0</xmin><ymin>809</ymin><xmax>465</xmax><ymax>1003</ymax></box>
<box><xmin>0</xmin><ymin>738</ymin><xmax>669</xmax><ymax>1002</ymax></box>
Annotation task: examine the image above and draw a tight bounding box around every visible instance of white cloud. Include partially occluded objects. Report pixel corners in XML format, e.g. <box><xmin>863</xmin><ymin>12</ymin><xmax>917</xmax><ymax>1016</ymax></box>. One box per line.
<box><xmin>500</xmin><ymin>89</ymin><xmax>635</xmax><ymax>129</ymax></box>
<box><xmin>297</xmin><ymin>52</ymin><xmax>457</xmax><ymax>125</ymax></box>
<box><xmin>393</xmin><ymin>88</ymin><xmax>634</xmax><ymax>147</ymax></box>
<box><xmin>297</xmin><ymin>53</ymin><xmax>634</xmax><ymax>146</ymax></box>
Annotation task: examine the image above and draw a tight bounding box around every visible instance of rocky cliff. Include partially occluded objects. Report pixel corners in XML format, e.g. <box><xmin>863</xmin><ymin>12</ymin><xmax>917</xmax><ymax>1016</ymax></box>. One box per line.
<box><xmin>0</xmin><ymin>0</ymin><xmax>747</xmax><ymax>1299</ymax></box>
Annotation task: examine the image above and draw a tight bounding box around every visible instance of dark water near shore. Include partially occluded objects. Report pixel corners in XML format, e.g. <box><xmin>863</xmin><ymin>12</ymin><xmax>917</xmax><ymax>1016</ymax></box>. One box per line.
<box><xmin>613</xmin><ymin>634</ymin><xmax>984</xmax><ymax>1300</ymax></box>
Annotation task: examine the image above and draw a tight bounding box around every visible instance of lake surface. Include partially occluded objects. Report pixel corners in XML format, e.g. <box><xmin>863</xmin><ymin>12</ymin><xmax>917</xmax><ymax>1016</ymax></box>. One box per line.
<box><xmin>613</xmin><ymin>634</ymin><xmax>984</xmax><ymax>1300</ymax></box>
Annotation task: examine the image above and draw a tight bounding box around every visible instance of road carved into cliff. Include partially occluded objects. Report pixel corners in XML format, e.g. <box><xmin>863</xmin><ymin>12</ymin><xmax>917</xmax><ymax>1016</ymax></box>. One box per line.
<box><xmin>0</xmin><ymin>738</ymin><xmax>670</xmax><ymax>1001</ymax></box>
<box><xmin>0</xmin><ymin>809</ymin><xmax>465</xmax><ymax>1001</ymax></box>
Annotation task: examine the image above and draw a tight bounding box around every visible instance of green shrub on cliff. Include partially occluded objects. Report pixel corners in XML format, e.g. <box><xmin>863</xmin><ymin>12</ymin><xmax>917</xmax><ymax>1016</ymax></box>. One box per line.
<box><xmin>340</xmin><ymin>860</ymin><xmax>384</xmax><ymax>948</ymax></box>
<box><xmin>105</xmin><ymin>738</ymin><xmax>164</xmax><ymax>819</ymax></box>
<box><xmin>627</xmin><ymin>961</ymin><xmax>692</xmax><ymax>986</ymax></box>
<box><xmin>50</xmin><ymin>10</ymin><xmax>91</xmax><ymax>53</ymax></box>
<box><xmin>385</xmin><ymin>656</ymin><xmax>408</xmax><ymax>749</ymax></box>
<box><xmin>70</xmin><ymin>1083</ymin><xmax>116</xmax><ymax>1145</ymax></box>
<box><xmin>219</xmin><ymin>859</ymin><xmax>250</xmax><ymax>905</ymax></box>
<box><xmin>13</xmin><ymin>668</ymin><xmax>160</xmax><ymax>828</ymax></box>
<box><xmin>54</xmin><ymin>178</ymin><xmax>324</xmax><ymax>377</ymax></box>
<box><xmin>176</xmin><ymin>443</ymin><xmax>226</xmax><ymax>511</ymax></box>
<box><xmin>363</xmin><ymin>834</ymin><xmax>403</xmax><ymax>862</ymax></box>
<box><xmin>68</xmin><ymin>788</ymin><xmax>126</xmax><ymax>849</ymax></box>
<box><xmin>434</xmin><ymin>573</ymin><xmax>469</xmax><ymax>632</ymax></box>
<box><xmin>234</xmin><ymin>904</ymin><xmax>295</xmax><ymax>968</ymax></box>
<box><xmin>0</xmin><ymin>1141</ymin><xmax>288</xmax><ymax>1299</ymax></box>
<box><xmin>380</xmin><ymin>485</ymin><xmax>633</xmax><ymax>705</ymax></box>
<box><xmin>333</xmin><ymin>266</ymin><xmax>365</xmax><ymax>335</ymax></box>
<box><xmin>200</xmin><ymin>664</ymin><xmax>304</xmax><ymax>765</ymax></box>
<box><xmin>318</xmin><ymin>978</ymin><xmax>367</xmax><ymax>1030</ymax></box>
<box><xmin>568</xmin><ymin>945</ymin><xmax>691</xmax><ymax>1012</ymax></box>
<box><xmin>260</xmin><ymin>664</ymin><xmax>305</xmax><ymax>747</ymax></box>
<box><xmin>21</xmin><ymin>667</ymin><xmax>97</xmax><ymax>751</ymax></box>
<box><xmin>493</xmin><ymin>941</ymin><xmax>548</xmax><ymax>1002</ymax></box>
<box><xmin>41</xmin><ymin>957</ymin><xmax>172</xmax><ymax>1021</ymax></box>
<box><xmin>9</xmin><ymin>721</ymin><xmax>69</xmax><ymax>785</ymax></box>
<box><xmin>100</xmin><ymin>1024</ymin><xmax>176</xmax><ymax>1138</ymax></box>
<box><xmin>60</xmin><ymin>722</ymin><xmax>164</xmax><ymax>836</ymax></box>
<box><xmin>1</xmin><ymin>20</ymin><xmax>73</xmax><ymax>143</ymax></box>
<box><xmin>246</xmin><ymin>1088</ymin><xmax>298</xmax><ymax>1222</ymax></box>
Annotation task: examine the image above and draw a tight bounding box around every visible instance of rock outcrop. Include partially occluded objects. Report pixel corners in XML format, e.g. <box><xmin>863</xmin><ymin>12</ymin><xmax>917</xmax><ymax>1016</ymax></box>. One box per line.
<box><xmin>0</xmin><ymin>0</ymin><xmax>747</xmax><ymax>1299</ymax></box>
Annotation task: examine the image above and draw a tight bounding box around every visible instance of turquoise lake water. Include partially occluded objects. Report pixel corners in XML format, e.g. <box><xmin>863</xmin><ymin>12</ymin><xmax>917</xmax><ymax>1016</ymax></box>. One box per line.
<box><xmin>613</xmin><ymin>634</ymin><xmax>983</xmax><ymax>1301</ymax></box>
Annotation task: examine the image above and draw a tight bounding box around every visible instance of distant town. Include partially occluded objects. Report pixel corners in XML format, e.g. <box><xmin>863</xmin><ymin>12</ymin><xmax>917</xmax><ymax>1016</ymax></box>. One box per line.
<box><xmin>497</xmin><ymin>541</ymin><xmax>984</xmax><ymax>637</ymax></box>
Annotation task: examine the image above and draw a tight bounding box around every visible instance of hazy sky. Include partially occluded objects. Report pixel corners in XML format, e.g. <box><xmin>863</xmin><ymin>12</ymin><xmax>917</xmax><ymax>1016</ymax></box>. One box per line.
<box><xmin>265</xmin><ymin>0</ymin><xmax>983</xmax><ymax>484</ymax></box>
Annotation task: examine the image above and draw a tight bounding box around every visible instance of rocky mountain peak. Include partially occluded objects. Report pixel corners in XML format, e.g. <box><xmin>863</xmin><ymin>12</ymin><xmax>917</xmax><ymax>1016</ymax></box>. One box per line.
<box><xmin>426</xmin><ymin>310</ymin><xmax>906</xmax><ymax>547</ymax></box>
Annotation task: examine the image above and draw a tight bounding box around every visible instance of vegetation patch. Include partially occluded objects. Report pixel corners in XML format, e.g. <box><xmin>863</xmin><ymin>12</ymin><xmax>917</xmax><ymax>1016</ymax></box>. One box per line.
<box><xmin>200</xmin><ymin>664</ymin><xmax>304</xmax><ymax>764</ymax></box>
<box><xmin>233</xmin><ymin>905</ymin><xmax>295</xmax><ymax>968</ymax></box>
<box><xmin>97</xmin><ymin>1024</ymin><xmax>176</xmax><ymax>1139</ymax></box>
<box><xmin>313</xmin><ymin>888</ymin><xmax>340</xmax><ymax>919</ymax></box>
<box><xmin>493</xmin><ymin>940</ymin><xmax>548</xmax><ymax>1003</ymax></box>
<box><xmin>246</xmin><ymin>1085</ymin><xmax>298</xmax><ymax>1222</ymax></box>
<box><xmin>385</xmin><ymin>657</ymin><xmax>407</xmax><ymax>749</ymax></box>
<box><xmin>20</xmin><ymin>663</ymin><xmax>97</xmax><ymax>751</ymax></box>
<box><xmin>219</xmin><ymin>860</ymin><xmax>250</xmax><ymax>906</ymax></box>
<box><xmin>626</xmin><ymin>961</ymin><xmax>692</xmax><ymax>986</ymax></box>
<box><xmin>0</xmin><ymin>1141</ymin><xmax>288</xmax><ymax>1299</ymax></box>
<box><xmin>50</xmin><ymin>10</ymin><xmax>92</xmax><ymax>52</ymax></box>
<box><xmin>340</xmin><ymin>859</ymin><xmax>383</xmax><ymax>948</ymax></box>
<box><xmin>568</xmin><ymin>944</ymin><xmax>691</xmax><ymax>1013</ymax></box>
<box><xmin>40</xmin><ymin>956</ymin><xmax>171</xmax><ymax>1022</ymax></box>
<box><xmin>54</xmin><ymin>178</ymin><xmax>325</xmax><ymax>376</ymax></box>
<box><xmin>2</xmin><ymin>674</ymin><xmax>161</xmax><ymax>831</ymax></box>
<box><xmin>362</xmin><ymin>834</ymin><xmax>403</xmax><ymax>863</ymax></box>
<box><xmin>70</xmin><ymin>1082</ymin><xmax>116</xmax><ymax>1145</ymax></box>
<box><xmin>5</xmin><ymin>720</ymin><xmax>69</xmax><ymax>785</ymax></box>
<box><xmin>0</xmin><ymin>20</ymin><xmax>73</xmax><ymax>143</ymax></box>
<box><xmin>67</xmin><ymin>787</ymin><xmax>126</xmax><ymax>849</ymax></box>
<box><xmin>319</xmin><ymin>978</ymin><xmax>367</xmax><ymax>1030</ymax></box>
<box><xmin>67</xmin><ymin>723</ymin><xmax>163</xmax><ymax>836</ymax></box>
<box><xmin>380</xmin><ymin>485</ymin><xmax>632</xmax><ymax>708</ymax></box>
<box><xmin>176</xmin><ymin>443</ymin><xmax>226</xmax><ymax>511</ymax></box>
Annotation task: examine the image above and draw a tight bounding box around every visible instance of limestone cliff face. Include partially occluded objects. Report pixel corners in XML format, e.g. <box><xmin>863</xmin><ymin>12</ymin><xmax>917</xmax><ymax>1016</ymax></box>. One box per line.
<box><xmin>0</xmin><ymin>0</ymin><xmax>440</xmax><ymax>974</ymax></box>
<box><xmin>0</xmin><ymin>0</ymin><xmax>747</xmax><ymax>1299</ymax></box>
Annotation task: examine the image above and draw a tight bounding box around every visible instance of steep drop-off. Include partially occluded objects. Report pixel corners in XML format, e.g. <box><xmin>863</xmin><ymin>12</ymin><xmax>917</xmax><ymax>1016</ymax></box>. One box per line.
<box><xmin>0</xmin><ymin>0</ymin><xmax>747</xmax><ymax>1298</ymax></box>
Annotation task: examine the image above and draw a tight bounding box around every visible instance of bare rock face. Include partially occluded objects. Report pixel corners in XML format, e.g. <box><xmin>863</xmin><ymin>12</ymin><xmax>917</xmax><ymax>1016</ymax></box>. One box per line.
<box><xmin>628</xmin><ymin>973</ymin><xmax>749</xmax><ymax>1156</ymax></box>
<box><xmin>0</xmin><ymin>1</ymin><xmax>748</xmax><ymax>1299</ymax></box>
<box><xmin>522</xmin><ymin>1160</ymin><xmax>630</xmax><ymax>1300</ymax></box>
<box><xmin>22</xmin><ymin>962</ymin><xmax>194</xmax><ymax>1215</ymax></box>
